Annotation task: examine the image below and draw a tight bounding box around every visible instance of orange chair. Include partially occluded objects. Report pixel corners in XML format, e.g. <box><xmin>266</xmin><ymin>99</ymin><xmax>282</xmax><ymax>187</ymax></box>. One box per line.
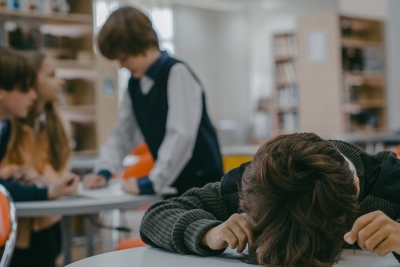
<box><xmin>396</xmin><ymin>145</ymin><xmax>400</xmax><ymax>158</ymax></box>
<box><xmin>0</xmin><ymin>185</ymin><xmax>17</xmax><ymax>267</ymax></box>
<box><xmin>122</xmin><ymin>143</ymin><xmax>154</xmax><ymax>180</ymax></box>
<box><xmin>116</xmin><ymin>237</ymin><xmax>147</xmax><ymax>250</ymax></box>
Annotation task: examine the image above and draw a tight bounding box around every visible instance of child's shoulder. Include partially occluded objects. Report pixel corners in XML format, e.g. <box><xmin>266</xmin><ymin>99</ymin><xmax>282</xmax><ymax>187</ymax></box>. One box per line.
<box><xmin>220</xmin><ymin>162</ymin><xmax>251</xmax><ymax>195</ymax></box>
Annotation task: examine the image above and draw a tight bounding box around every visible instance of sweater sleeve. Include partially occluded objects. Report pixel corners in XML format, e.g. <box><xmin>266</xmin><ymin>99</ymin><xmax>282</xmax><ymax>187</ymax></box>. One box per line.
<box><xmin>0</xmin><ymin>179</ymin><xmax>48</xmax><ymax>202</ymax></box>
<box><xmin>140</xmin><ymin>182</ymin><xmax>238</xmax><ymax>256</ymax></box>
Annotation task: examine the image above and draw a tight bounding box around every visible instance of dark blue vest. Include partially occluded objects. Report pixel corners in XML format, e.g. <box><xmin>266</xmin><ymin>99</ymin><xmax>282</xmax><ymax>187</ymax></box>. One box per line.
<box><xmin>0</xmin><ymin>120</ymin><xmax>11</xmax><ymax>162</ymax></box>
<box><xmin>128</xmin><ymin>52</ymin><xmax>223</xmax><ymax>195</ymax></box>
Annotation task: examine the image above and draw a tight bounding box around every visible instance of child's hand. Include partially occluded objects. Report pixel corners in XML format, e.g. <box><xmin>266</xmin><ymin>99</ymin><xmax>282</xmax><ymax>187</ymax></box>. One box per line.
<box><xmin>83</xmin><ymin>173</ymin><xmax>107</xmax><ymax>189</ymax></box>
<box><xmin>13</xmin><ymin>165</ymin><xmax>42</xmax><ymax>185</ymax></box>
<box><xmin>122</xmin><ymin>178</ymin><xmax>139</xmax><ymax>195</ymax></box>
<box><xmin>344</xmin><ymin>210</ymin><xmax>400</xmax><ymax>256</ymax></box>
<box><xmin>48</xmin><ymin>173</ymin><xmax>79</xmax><ymax>199</ymax></box>
<box><xmin>201</xmin><ymin>213</ymin><xmax>254</xmax><ymax>253</ymax></box>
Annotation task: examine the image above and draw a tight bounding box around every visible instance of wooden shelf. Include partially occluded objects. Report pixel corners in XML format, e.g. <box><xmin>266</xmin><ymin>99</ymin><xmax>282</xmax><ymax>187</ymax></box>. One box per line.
<box><xmin>349</xmin><ymin>127</ymin><xmax>387</xmax><ymax>134</ymax></box>
<box><xmin>0</xmin><ymin>10</ymin><xmax>92</xmax><ymax>25</ymax></box>
<box><xmin>59</xmin><ymin>105</ymin><xmax>95</xmax><ymax>123</ymax></box>
<box><xmin>72</xmin><ymin>149</ymin><xmax>98</xmax><ymax>157</ymax></box>
<box><xmin>342</xmin><ymin>38</ymin><xmax>383</xmax><ymax>48</ymax></box>
<box><xmin>56</xmin><ymin>60</ymin><xmax>94</xmax><ymax>69</ymax></box>
<box><xmin>276</xmin><ymin>82</ymin><xmax>297</xmax><ymax>88</ymax></box>
<box><xmin>277</xmin><ymin>107</ymin><xmax>298</xmax><ymax>113</ymax></box>
<box><xmin>275</xmin><ymin>56</ymin><xmax>296</xmax><ymax>63</ymax></box>
<box><xmin>272</xmin><ymin>32</ymin><xmax>299</xmax><ymax>135</ymax></box>
<box><xmin>298</xmin><ymin>13</ymin><xmax>387</xmax><ymax>135</ymax></box>
<box><xmin>343</xmin><ymin>71</ymin><xmax>385</xmax><ymax>79</ymax></box>
<box><xmin>344</xmin><ymin>99</ymin><xmax>386</xmax><ymax>111</ymax></box>
<box><xmin>56</xmin><ymin>60</ymin><xmax>95</xmax><ymax>80</ymax></box>
<box><xmin>59</xmin><ymin>105</ymin><xmax>95</xmax><ymax>112</ymax></box>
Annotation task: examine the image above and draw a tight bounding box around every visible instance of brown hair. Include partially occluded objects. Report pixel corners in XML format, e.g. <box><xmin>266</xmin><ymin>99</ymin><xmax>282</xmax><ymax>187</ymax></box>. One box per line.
<box><xmin>7</xmin><ymin>52</ymin><xmax>70</xmax><ymax>171</ymax></box>
<box><xmin>0</xmin><ymin>46</ymin><xmax>36</xmax><ymax>92</ymax></box>
<box><xmin>97</xmin><ymin>6</ymin><xmax>159</xmax><ymax>59</ymax></box>
<box><xmin>240</xmin><ymin>133</ymin><xmax>358</xmax><ymax>267</ymax></box>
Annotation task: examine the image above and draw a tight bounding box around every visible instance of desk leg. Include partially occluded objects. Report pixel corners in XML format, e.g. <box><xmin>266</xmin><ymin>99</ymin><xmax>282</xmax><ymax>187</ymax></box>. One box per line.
<box><xmin>112</xmin><ymin>209</ymin><xmax>121</xmax><ymax>249</ymax></box>
<box><xmin>62</xmin><ymin>216</ymin><xmax>72</xmax><ymax>265</ymax></box>
<box><xmin>85</xmin><ymin>215</ymin><xmax>94</xmax><ymax>257</ymax></box>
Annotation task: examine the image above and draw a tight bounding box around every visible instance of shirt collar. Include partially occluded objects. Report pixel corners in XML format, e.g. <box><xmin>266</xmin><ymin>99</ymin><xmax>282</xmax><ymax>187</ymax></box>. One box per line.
<box><xmin>145</xmin><ymin>51</ymin><xmax>170</xmax><ymax>81</ymax></box>
<box><xmin>340</xmin><ymin>152</ymin><xmax>358</xmax><ymax>178</ymax></box>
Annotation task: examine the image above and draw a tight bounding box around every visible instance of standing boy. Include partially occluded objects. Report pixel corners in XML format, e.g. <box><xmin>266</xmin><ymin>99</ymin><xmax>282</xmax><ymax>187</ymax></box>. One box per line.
<box><xmin>83</xmin><ymin>7</ymin><xmax>223</xmax><ymax>196</ymax></box>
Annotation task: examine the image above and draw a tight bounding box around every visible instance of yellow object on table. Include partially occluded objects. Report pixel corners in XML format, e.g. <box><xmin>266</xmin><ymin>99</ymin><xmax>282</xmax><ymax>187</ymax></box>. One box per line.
<box><xmin>221</xmin><ymin>146</ymin><xmax>259</xmax><ymax>173</ymax></box>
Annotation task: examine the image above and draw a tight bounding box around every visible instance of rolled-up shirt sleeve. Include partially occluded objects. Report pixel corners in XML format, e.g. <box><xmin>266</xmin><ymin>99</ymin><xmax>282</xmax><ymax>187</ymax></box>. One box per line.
<box><xmin>94</xmin><ymin>89</ymin><xmax>144</xmax><ymax>176</ymax></box>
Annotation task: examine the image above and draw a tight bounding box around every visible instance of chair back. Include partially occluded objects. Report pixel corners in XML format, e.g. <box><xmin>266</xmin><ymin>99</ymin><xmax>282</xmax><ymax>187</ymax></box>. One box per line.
<box><xmin>0</xmin><ymin>185</ymin><xmax>17</xmax><ymax>267</ymax></box>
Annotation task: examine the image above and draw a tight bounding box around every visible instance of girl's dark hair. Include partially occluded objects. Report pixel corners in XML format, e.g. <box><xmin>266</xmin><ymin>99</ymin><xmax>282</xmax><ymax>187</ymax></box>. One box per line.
<box><xmin>0</xmin><ymin>46</ymin><xmax>36</xmax><ymax>92</ymax></box>
<box><xmin>240</xmin><ymin>133</ymin><xmax>358</xmax><ymax>267</ymax></box>
<box><xmin>97</xmin><ymin>6</ymin><xmax>160</xmax><ymax>59</ymax></box>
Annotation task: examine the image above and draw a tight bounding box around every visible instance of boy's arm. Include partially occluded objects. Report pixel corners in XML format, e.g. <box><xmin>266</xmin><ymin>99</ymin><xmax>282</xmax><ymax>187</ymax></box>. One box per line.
<box><xmin>93</xmin><ymin>90</ymin><xmax>143</xmax><ymax>179</ymax></box>
<box><xmin>140</xmin><ymin>182</ymin><xmax>239</xmax><ymax>256</ymax></box>
<box><xmin>0</xmin><ymin>179</ymin><xmax>48</xmax><ymax>202</ymax></box>
<box><xmin>140</xmin><ymin>63</ymin><xmax>203</xmax><ymax>193</ymax></box>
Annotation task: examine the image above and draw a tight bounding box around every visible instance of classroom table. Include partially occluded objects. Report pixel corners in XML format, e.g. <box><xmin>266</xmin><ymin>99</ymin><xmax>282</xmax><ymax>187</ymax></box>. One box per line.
<box><xmin>15</xmin><ymin>187</ymin><xmax>161</xmax><ymax>266</ymax></box>
<box><xmin>65</xmin><ymin>246</ymin><xmax>399</xmax><ymax>267</ymax></box>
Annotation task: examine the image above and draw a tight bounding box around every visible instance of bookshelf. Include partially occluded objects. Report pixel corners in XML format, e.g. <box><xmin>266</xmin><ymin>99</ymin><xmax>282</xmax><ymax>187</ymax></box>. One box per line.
<box><xmin>273</xmin><ymin>33</ymin><xmax>299</xmax><ymax>135</ymax></box>
<box><xmin>0</xmin><ymin>0</ymin><xmax>119</xmax><ymax>156</ymax></box>
<box><xmin>298</xmin><ymin>13</ymin><xmax>386</xmax><ymax>135</ymax></box>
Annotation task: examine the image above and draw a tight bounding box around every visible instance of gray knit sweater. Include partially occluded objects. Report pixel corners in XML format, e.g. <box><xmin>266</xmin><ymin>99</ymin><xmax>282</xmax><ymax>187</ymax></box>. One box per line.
<box><xmin>140</xmin><ymin>140</ymin><xmax>400</xmax><ymax>257</ymax></box>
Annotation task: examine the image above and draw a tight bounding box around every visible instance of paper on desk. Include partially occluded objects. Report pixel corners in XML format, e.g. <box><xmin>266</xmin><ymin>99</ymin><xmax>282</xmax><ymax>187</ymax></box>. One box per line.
<box><xmin>77</xmin><ymin>180</ymin><xmax>130</xmax><ymax>199</ymax></box>
<box><xmin>77</xmin><ymin>179</ymin><xmax>178</xmax><ymax>199</ymax></box>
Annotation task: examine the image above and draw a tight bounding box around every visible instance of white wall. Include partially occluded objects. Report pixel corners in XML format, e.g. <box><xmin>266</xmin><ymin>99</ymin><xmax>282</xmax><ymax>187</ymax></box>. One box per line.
<box><xmin>386</xmin><ymin>0</ymin><xmax>400</xmax><ymax>131</ymax></box>
<box><xmin>339</xmin><ymin>0</ymin><xmax>387</xmax><ymax>19</ymax></box>
<box><xmin>173</xmin><ymin>6</ymin><xmax>250</xmax><ymax>144</ymax></box>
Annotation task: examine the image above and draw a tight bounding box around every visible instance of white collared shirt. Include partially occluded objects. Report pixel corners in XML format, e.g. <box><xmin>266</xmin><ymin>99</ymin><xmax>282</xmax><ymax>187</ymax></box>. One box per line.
<box><xmin>94</xmin><ymin>63</ymin><xmax>203</xmax><ymax>193</ymax></box>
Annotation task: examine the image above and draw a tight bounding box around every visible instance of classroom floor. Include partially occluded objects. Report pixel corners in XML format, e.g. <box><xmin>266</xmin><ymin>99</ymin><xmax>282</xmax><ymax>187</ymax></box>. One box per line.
<box><xmin>56</xmin><ymin>210</ymin><xmax>146</xmax><ymax>266</ymax></box>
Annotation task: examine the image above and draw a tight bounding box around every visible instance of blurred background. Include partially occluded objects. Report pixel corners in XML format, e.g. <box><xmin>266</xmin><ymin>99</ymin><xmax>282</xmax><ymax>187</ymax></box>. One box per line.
<box><xmin>1</xmin><ymin>0</ymin><xmax>398</xmax><ymax>150</ymax></box>
<box><xmin>3</xmin><ymin>0</ymin><xmax>400</xmax><ymax>264</ymax></box>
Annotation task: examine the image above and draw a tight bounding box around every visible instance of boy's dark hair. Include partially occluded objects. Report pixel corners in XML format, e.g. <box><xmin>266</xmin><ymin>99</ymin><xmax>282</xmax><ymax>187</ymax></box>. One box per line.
<box><xmin>240</xmin><ymin>133</ymin><xmax>358</xmax><ymax>267</ymax></box>
<box><xmin>0</xmin><ymin>46</ymin><xmax>36</xmax><ymax>92</ymax></box>
<box><xmin>98</xmin><ymin>6</ymin><xmax>159</xmax><ymax>60</ymax></box>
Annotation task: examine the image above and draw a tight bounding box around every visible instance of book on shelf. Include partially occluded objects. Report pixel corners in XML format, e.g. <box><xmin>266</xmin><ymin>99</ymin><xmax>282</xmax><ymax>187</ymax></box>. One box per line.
<box><xmin>340</xmin><ymin>17</ymin><xmax>381</xmax><ymax>41</ymax></box>
<box><xmin>277</xmin><ymin>84</ymin><xmax>298</xmax><ymax>110</ymax></box>
<box><xmin>342</xmin><ymin>47</ymin><xmax>384</xmax><ymax>72</ymax></box>
<box><xmin>276</xmin><ymin>62</ymin><xmax>297</xmax><ymax>85</ymax></box>
<box><xmin>274</xmin><ymin>34</ymin><xmax>297</xmax><ymax>59</ymax></box>
<box><xmin>347</xmin><ymin>110</ymin><xmax>379</xmax><ymax>132</ymax></box>
<box><xmin>279</xmin><ymin>112</ymin><xmax>298</xmax><ymax>133</ymax></box>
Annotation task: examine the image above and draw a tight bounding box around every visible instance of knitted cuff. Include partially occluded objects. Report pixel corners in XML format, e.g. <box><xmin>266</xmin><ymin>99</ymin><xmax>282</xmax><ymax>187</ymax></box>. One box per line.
<box><xmin>171</xmin><ymin>210</ymin><xmax>222</xmax><ymax>255</ymax></box>
<box><xmin>184</xmin><ymin>219</ymin><xmax>226</xmax><ymax>256</ymax></box>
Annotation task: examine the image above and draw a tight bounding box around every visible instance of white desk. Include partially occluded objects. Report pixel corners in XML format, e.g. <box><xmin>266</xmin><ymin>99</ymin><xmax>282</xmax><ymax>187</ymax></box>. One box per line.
<box><xmin>65</xmin><ymin>247</ymin><xmax>399</xmax><ymax>267</ymax></box>
<box><xmin>15</xmin><ymin>193</ymin><xmax>161</xmax><ymax>266</ymax></box>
